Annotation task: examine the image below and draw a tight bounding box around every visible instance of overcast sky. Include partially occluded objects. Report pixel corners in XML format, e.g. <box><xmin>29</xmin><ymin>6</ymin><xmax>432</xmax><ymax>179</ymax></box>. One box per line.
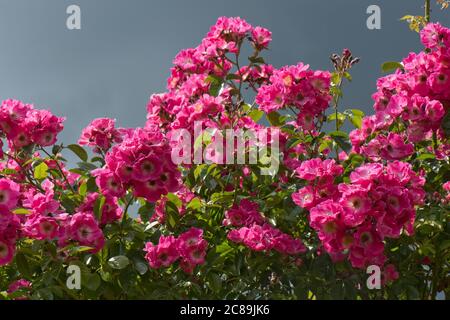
<box><xmin>0</xmin><ymin>0</ymin><xmax>449</xmax><ymax>145</ymax></box>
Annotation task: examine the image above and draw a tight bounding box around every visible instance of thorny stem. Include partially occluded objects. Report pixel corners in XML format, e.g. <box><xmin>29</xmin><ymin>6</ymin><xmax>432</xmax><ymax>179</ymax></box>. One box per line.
<box><xmin>40</xmin><ymin>147</ymin><xmax>76</xmax><ymax>193</ymax></box>
<box><xmin>4</xmin><ymin>152</ymin><xmax>45</xmax><ymax>193</ymax></box>
<box><xmin>425</xmin><ymin>0</ymin><xmax>431</xmax><ymax>23</ymax></box>
<box><xmin>235</xmin><ymin>42</ymin><xmax>244</xmax><ymax>103</ymax></box>
<box><xmin>122</xmin><ymin>195</ymin><xmax>135</xmax><ymax>223</ymax></box>
<box><xmin>432</xmin><ymin>130</ymin><xmax>438</xmax><ymax>151</ymax></box>
<box><xmin>332</xmin><ymin>72</ymin><xmax>345</xmax><ymax>161</ymax></box>
<box><xmin>333</xmin><ymin>72</ymin><xmax>344</xmax><ymax>132</ymax></box>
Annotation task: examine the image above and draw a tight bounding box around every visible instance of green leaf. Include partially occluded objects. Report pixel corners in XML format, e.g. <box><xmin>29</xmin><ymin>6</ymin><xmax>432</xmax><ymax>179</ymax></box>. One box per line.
<box><xmin>60</xmin><ymin>196</ymin><xmax>78</xmax><ymax>213</ymax></box>
<box><xmin>344</xmin><ymin>109</ymin><xmax>365</xmax><ymax>129</ymax></box>
<box><xmin>206</xmin><ymin>75</ymin><xmax>223</xmax><ymax>97</ymax></box>
<box><xmin>79</xmin><ymin>182</ymin><xmax>87</xmax><ymax>196</ymax></box>
<box><xmin>108</xmin><ymin>256</ymin><xmax>130</xmax><ymax>270</ymax></box>
<box><xmin>248</xmin><ymin>56</ymin><xmax>265</xmax><ymax>64</ymax></box>
<box><xmin>248</xmin><ymin>109</ymin><xmax>264</xmax><ymax>123</ymax></box>
<box><xmin>400</xmin><ymin>15</ymin><xmax>426</xmax><ymax>33</ymax></box>
<box><xmin>286</xmin><ymin>138</ymin><xmax>303</xmax><ymax>150</ymax></box>
<box><xmin>77</xmin><ymin>162</ymin><xmax>98</xmax><ymax>172</ymax></box>
<box><xmin>440</xmin><ymin>240</ymin><xmax>450</xmax><ymax>252</ymax></box>
<box><xmin>93</xmin><ymin>195</ymin><xmax>106</xmax><ymax>222</ymax></box>
<box><xmin>226</xmin><ymin>73</ymin><xmax>241</xmax><ymax>81</ymax></box>
<box><xmin>83</xmin><ymin>273</ymin><xmax>101</xmax><ymax>291</ymax></box>
<box><xmin>139</xmin><ymin>202</ymin><xmax>155</xmax><ymax>222</ymax></box>
<box><xmin>13</xmin><ymin>208</ymin><xmax>31</xmax><ymax>215</ymax></box>
<box><xmin>34</xmin><ymin>162</ymin><xmax>49</xmax><ymax>180</ymax></box>
<box><xmin>144</xmin><ymin>220</ymin><xmax>159</xmax><ymax>232</ymax></box>
<box><xmin>327</xmin><ymin>112</ymin><xmax>346</xmax><ymax>127</ymax></box>
<box><xmin>91</xmin><ymin>156</ymin><xmax>105</xmax><ymax>166</ymax></box>
<box><xmin>267</xmin><ymin>111</ymin><xmax>284</xmax><ymax>127</ymax></box>
<box><xmin>69</xmin><ymin>168</ymin><xmax>85</xmax><ymax>175</ymax></box>
<box><xmin>0</xmin><ymin>168</ymin><xmax>17</xmax><ymax>175</ymax></box>
<box><xmin>348</xmin><ymin>109</ymin><xmax>365</xmax><ymax>117</ymax></box>
<box><xmin>209</xmin><ymin>192</ymin><xmax>234</xmax><ymax>205</ymax></box>
<box><xmin>442</xmin><ymin>110</ymin><xmax>450</xmax><ymax>138</ymax></box>
<box><xmin>186</xmin><ymin>198</ymin><xmax>202</xmax><ymax>211</ymax></box>
<box><xmin>348</xmin><ymin>154</ymin><xmax>364</xmax><ymax>166</ymax></box>
<box><xmin>66</xmin><ymin>246</ymin><xmax>94</xmax><ymax>255</ymax></box>
<box><xmin>349</xmin><ymin>116</ymin><xmax>362</xmax><ymax>129</ymax></box>
<box><xmin>208</xmin><ymin>273</ymin><xmax>222</xmax><ymax>293</ymax></box>
<box><xmin>329</xmin><ymin>131</ymin><xmax>352</xmax><ymax>153</ymax></box>
<box><xmin>381</xmin><ymin>61</ymin><xmax>404</xmax><ymax>73</ymax></box>
<box><xmin>133</xmin><ymin>260</ymin><xmax>149</xmax><ymax>275</ymax></box>
<box><xmin>194</xmin><ymin>130</ymin><xmax>213</xmax><ymax>152</ymax></box>
<box><xmin>165</xmin><ymin>202</ymin><xmax>179</xmax><ymax>229</ymax></box>
<box><xmin>52</xmin><ymin>144</ymin><xmax>63</xmax><ymax>155</ymax></box>
<box><xmin>343</xmin><ymin>72</ymin><xmax>352</xmax><ymax>82</ymax></box>
<box><xmin>166</xmin><ymin>193</ymin><xmax>182</xmax><ymax>209</ymax></box>
<box><xmin>331</xmin><ymin>72</ymin><xmax>341</xmax><ymax>85</ymax></box>
<box><xmin>417</xmin><ymin>153</ymin><xmax>436</xmax><ymax>160</ymax></box>
<box><xmin>86</xmin><ymin>177</ymin><xmax>98</xmax><ymax>193</ymax></box>
<box><xmin>67</xmin><ymin>144</ymin><xmax>88</xmax><ymax>162</ymax></box>
<box><xmin>15</xmin><ymin>253</ymin><xmax>32</xmax><ymax>278</ymax></box>
<box><xmin>329</xmin><ymin>131</ymin><xmax>348</xmax><ymax>138</ymax></box>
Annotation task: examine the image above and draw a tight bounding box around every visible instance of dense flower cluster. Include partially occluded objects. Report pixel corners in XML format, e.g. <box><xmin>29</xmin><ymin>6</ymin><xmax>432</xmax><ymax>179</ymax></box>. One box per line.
<box><xmin>146</xmin><ymin>17</ymin><xmax>275</xmax><ymax>131</ymax></box>
<box><xmin>21</xmin><ymin>180</ymin><xmax>106</xmax><ymax>253</ymax></box>
<box><xmin>102</xmin><ymin>125</ymin><xmax>181</xmax><ymax>203</ymax></box>
<box><xmin>223</xmin><ymin>199</ymin><xmax>265</xmax><ymax>227</ymax></box>
<box><xmin>22</xmin><ymin>180</ymin><xmax>62</xmax><ymax>241</ymax></box>
<box><xmin>79</xmin><ymin>118</ymin><xmax>123</xmax><ymax>153</ymax></box>
<box><xmin>63</xmin><ymin>212</ymin><xmax>105</xmax><ymax>252</ymax></box>
<box><xmin>0</xmin><ymin>161</ymin><xmax>108</xmax><ymax>266</ymax></box>
<box><xmin>0</xmin><ymin>179</ymin><xmax>21</xmax><ymax>265</ymax></box>
<box><xmin>256</xmin><ymin>64</ymin><xmax>332</xmax><ymax>129</ymax></box>
<box><xmin>351</xmin><ymin>23</ymin><xmax>450</xmax><ymax>158</ymax></box>
<box><xmin>292</xmin><ymin>159</ymin><xmax>425</xmax><ymax>268</ymax></box>
<box><xmin>152</xmin><ymin>186</ymin><xmax>196</xmax><ymax>223</ymax></box>
<box><xmin>0</xmin><ymin>16</ymin><xmax>448</xmax><ymax>299</ymax></box>
<box><xmin>225</xmin><ymin>199</ymin><xmax>306</xmax><ymax>255</ymax></box>
<box><xmin>144</xmin><ymin>227</ymin><xmax>208</xmax><ymax>273</ymax></box>
<box><xmin>0</xmin><ymin>99</ymin><xmax>64</xmax><ymax>151</ymax></box>
<box><xmin>78</xmin><ymin>192</ymin><xmax>123</xmax><ymax>225</ymax></box>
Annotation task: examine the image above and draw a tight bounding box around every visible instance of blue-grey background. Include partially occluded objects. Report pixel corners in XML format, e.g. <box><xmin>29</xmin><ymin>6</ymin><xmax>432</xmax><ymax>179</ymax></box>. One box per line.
<box><xmin>0</xmin><ymin>0</ymin><xmax>449</xmax><ymax>144</ymax></box>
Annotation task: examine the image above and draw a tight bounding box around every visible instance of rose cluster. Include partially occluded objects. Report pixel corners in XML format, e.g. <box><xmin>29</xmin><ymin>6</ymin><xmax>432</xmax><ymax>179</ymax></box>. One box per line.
<box><xmin>144</xmin><ymin>227</ymin><xmax>208</xmax><ymax>273</ymax></box>
<box><xmin>292</xmin><ymin>158</ymin><xmax>425</xmax><ymax>269</ymax></box>
<box><xmin>146</xmin><ymin>16</ymin><xmax>274</xmax><ymax>131</ymax></box>
<box><xmin>77</xmin><ymin>192</ymin><xmax>123</xmax><ymax>226</ymax></box>
<box><xmin>0</xmin><ymin>179</ymin><xmax>21</xmax><ymax>265</ymax></box>
<box><xmin>59</xmin><ymin>211</ymin><xmax>105</xmax><ymax>253</ymax></box>
<box><xmin>256</xmin><ymin>63</ymin><xmax>332</xmax><ymax>129</ymax></box>
<box><xmin>22</xmin><ymin>180</ymin><xmax>106</xmax><ymax>253</ymax></box>
<box><xmin>351</xmin><ymin>23</ymin><xmax>450</xmax><ymax>159</ymax></box>
<box><xmin>100</xmin><ymin>125</ymin><xmax>181</xmax><ymax>203</ymax></box>
<box><xmin>225</xmin><ymin>199</ymin><xmax>306</xmax><ymax>255</ymax></box>
<box><xmin>0</xmin><ymin>99</ymin><xmax>65</xmax><ymax>152</ymax></box>
<box><xmin>79</xmin><ymin>118</ymin><xmax>123</xmax><ymax>153</ymax></box>
<box><xmin>0</xmin><ymin>177</ymin><xmax>106</xmax><ymax>265</ymax></box>
<box><xmin>0</xmin><ymin>154</ymin><xmax>115</xmax><ymax>265</ymax></box>
<box><xmin>152</xmin><ymin>186</ymin><xmax>196</xmax><ymax>223</ymax></box>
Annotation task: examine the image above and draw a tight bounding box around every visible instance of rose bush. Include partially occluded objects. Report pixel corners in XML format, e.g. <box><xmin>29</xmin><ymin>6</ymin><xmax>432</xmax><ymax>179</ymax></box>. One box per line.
<box><xmin>0</xmin><ymin>3</ymin><xmax>449</xmax><ymax>300</ymax></box>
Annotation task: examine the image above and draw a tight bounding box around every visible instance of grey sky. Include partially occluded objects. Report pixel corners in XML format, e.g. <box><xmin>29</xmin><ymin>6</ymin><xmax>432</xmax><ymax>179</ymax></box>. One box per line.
<box><xmin>0</xmin><ymin>0</ymin><xmax>449</xmax><ymax>145</ymax></box>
